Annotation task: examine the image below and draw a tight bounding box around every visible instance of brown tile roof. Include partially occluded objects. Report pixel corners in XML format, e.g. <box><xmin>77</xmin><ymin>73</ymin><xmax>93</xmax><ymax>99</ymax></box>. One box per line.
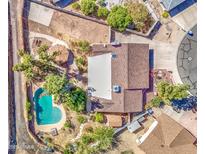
<box><xmin>91</xmin><ymin>43</ymin><xmax>149</xmax><ymax>113</ymax></box>
<box><xmin>139</xmin><ymin>114</ymin><xmax>196</xmax><ymax>154</ymax></box>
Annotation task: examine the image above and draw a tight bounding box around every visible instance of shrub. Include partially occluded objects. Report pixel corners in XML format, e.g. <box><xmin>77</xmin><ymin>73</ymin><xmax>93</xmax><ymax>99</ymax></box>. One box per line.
<box><xmin>97</xmin><ymin>7</ymin><xmax>109</xmax><ymax>18</ymax></box>
<box><xmin>72</xmin><ymin>2</ymin><xmax>81</xmax><ymax>10</ymax></box>
<box><xmin>75</xmin><ymin>57</ymin><xmax>87</xmax><ymax>72</ymax></box>
<box><xmin>26</xmin><ymin>100</ymin><xmax>31</xmax><ymax>112</ymax></box>
<box><xmin>85</xmin><ymin>126</ymin><xmax>94</xmax><ymax>133</ymax></box>
<box><xmin>149</xmin><ymin>96</ymin><xmax>164</xmax><ymax>108</ymax></box>
<box><xmin>125</xmin><ymin>1</ymin><xmax>149</xmax><ymax>31</ymax></box>
<box><xmin>77</xmin><ymin>115</ymin><xmax>87</xmax><ymax>124</ymax></box>
<box><xmin>80</xmin><ymin>0</ymin><xmax>97</xmax><ymax>15</ymax></box>
<box><xmin>81</xmin><ymin>135</ymin><xmax>94</xmax><ymax>144</ymax></box>
<box><xmin>107</xmin><ymin>6</ymin><xmax>133</xmax><ymax>32</ymax></box>
<box><xmin>77</xmin><ymin>40</ymin><xmax>91</xmax><ymax>52</ymax></box>
<box><xmin>121</xmin><ymin>150</ymin><xmax>134</xmax><ymax>154</ymax></box>
<box><xmin>28</xmin><ymin>114</ymin><xmax>33</xmax><ymax>121</ymax></box>
<box><xmin>162</xmin><ymin>11</ymin><xmax>169</xmax><ymax>18</ymax></box>
<box><xmin>45</xmin><ymin>137</ymin><xmax>52</xmax><ymax>143</ymax></box>
<box><xmin>97</xmin><ymin>0</ymin><xmax>105</xmax><ymax>7</ymax></box>
<box><xmin>64</xmin><ymin>120</ymin><xmax>72</xmax><ymax>129</ymax></box>
<box><xmin>94</xmin><ymin>112</ymin><xmax>104</xmax><ymax>123</ymax></box>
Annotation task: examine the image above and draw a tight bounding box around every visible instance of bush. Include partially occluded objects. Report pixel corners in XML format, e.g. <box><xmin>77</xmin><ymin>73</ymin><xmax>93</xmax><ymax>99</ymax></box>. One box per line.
<box><xmin>64</xmin><ymin>120</ymin><xmax>72</xmax><ymax>129</ymax></box>
<box><xmin>45</xmin><ymin>137</ymin><xmax>52</xmax><ymax>143</ymax></box>
<box><xmin>149</xmin><ymin>96</ymin><xmax>164</xmax><ymax>108</ymax></box>
<box><xmin>75</xmin><ymin>57</ymin><xmax>87</xmax><ymax>72</ymax></box>
<box><xmin>125</xmin><ymin>1</ymin><xmax>149</xmax><ymax>31</ymax></box>
<box><xmin>94</xmin><ymin>112</ymin><xmax>104</xmax><ymax>123</ymax></box>
<box><xmin>77</xmin><ymin>115</ymin><xmax>87</xmax><ymax>124</ymax></box>
<box><xmin>26</xmin><ymin>100</ymin><xmax>31</xmax><ymax>112</ymax></box>
<box><xmin>121</xmin><ymin>150</ymin><xmax>134</xmax><ymax>154</ymax></box>
<box><xmin>97</xmin><ymin>7</ymin><xmax>109</xmax><ymax>18</ymax></box>
<box><xmin>28</xmin><ymin>114</ymin><xmax>33</xmax><ymax>121</ymax></box>
<box><xmin>80</xmin><ymin>0</ymin><xmax>97</xmax><ymax>15</ymax></box>
<box><xmin>85</xmin><ymin>126</ymin><xmax>94</xmax><ymax>133</ymax></box>
<box><xmin>81</xmin><ymin>135</ymin><xmax>94</xmax><ymax>144</ymax></box>
<box><xmin>72</xmin><ymin>2</ymin><xmax>81</xmax><ymax>10</ymax></box>
<box><xmin>77</xmin><ymin>40</ymin><xmax>91</xmax><ymax>52</ymax></box>
<box><xmin>162</xmin><ymin>11</ymin><xmax>169</xmax><ymax>18</ymax></box>
<box><xmin>107</xmin><ymin>6</ymin><xmax>133</xmax><ymax>32</ymax></box>
<box><xmin>97</xmin><ymin>0</ymin><xmax>105</xmax><ymax>7</ymax></box>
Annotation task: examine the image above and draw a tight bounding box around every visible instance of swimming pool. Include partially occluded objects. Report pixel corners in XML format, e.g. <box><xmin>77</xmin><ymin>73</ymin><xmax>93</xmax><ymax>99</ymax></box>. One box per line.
<box><xmin>33</xmin><ymin>88</ymin><xmax>62</xmax><ymax>125</ymax></box>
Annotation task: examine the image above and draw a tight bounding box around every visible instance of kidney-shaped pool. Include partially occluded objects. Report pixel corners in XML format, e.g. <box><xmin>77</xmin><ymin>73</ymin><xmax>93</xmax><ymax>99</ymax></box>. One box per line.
<box><xmin>33</xmin><ymin>88</ymin><xmax>62</xmax><ymax>125</ymax></box>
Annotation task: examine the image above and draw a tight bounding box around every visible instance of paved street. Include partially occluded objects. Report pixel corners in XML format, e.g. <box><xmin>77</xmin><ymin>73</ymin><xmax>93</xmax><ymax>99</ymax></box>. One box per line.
<box><xmin>9</xmin><ymin>0</ymin><xmax>42</xmax><ymax>153</ymax></box>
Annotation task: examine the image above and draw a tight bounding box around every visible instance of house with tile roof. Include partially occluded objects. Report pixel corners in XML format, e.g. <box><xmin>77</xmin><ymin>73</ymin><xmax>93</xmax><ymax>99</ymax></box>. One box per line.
<box><xmin>139</xmin><ymin>114</ymin><xmax>197</xmax><ymax>154</ymax></box>
<box><xmin>88</xmin><ymin>43</ymin><xmax>150</xmax><ymax>113</ymax></box>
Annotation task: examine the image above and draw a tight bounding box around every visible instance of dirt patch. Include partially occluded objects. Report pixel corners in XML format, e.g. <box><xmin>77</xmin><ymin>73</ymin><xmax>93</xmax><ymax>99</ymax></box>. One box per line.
<box><xmin>28</xmin><ymin>10</ymin><xmax>109</xmax><ymax>44</ymax></box>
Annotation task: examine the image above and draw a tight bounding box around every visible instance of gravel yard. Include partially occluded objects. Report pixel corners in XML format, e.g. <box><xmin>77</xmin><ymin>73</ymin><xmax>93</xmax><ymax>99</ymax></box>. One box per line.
<box><xmin>28</xmin><ymin>9</ymin><xmax>109</xmax><ymax>44</ymax></box>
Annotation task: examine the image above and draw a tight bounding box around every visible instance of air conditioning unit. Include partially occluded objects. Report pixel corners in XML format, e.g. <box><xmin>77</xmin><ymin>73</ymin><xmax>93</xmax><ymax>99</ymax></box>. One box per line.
<box><xmin>113</xmin><ymin>85</ymin><xmax>121</xmax><ymax>93</ymax></box>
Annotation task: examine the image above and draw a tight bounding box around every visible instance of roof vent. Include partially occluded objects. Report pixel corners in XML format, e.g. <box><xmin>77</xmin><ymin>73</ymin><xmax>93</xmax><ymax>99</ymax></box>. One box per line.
<box><xmin>113</xmin><ymin>85</ymin><xmax>121</xmax><ymax>93</ymax></box>
<box><xmin>111</xmin><ymin>53</ymin><xmax>117</xmax><ymax>59</ymax></box>
<box><xmin>111</xmin><ymin>40</ymin><xmax>121</xmax><ymax>46</ymax></box>
<box><xmin>103</xmin><ymin>44</ymin><xmax>107</xmax><ymax>47</ymax></box>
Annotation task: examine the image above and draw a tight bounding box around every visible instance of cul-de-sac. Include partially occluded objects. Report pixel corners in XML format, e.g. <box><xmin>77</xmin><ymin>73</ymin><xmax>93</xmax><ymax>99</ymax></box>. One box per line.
<box><xmin>8</xmin><ymin>0</ymin><xmax>197</xmax><ymax>153</ymax></box>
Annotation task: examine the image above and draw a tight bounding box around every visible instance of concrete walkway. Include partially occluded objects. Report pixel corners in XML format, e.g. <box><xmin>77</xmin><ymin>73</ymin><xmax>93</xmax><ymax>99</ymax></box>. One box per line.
<box><xmin>172</xmin><ymin>4</ymin><xmax>197</xmax><ymax>31</ymax></box>
<box><xmin>29</xmin><ymin>31</ymin><xmax>68</xmax><ymax>48</ymax></box>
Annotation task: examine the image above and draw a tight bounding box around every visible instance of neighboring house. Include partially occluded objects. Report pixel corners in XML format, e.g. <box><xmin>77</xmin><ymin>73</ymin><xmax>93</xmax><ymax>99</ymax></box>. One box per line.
<box><xmin>160</xmin><ymin>0</ymin><xmax>197</xmax><ymax>16</ymax></box>
<box><xmin>52</xmin><ymin>0</ymin><xmax>73</xmax><ymax>8</ymax></box>
<box><xmin>88</xmin><ymin>43</ymin><xmax>149</xmax><ymax>113</ymax></box>
<box><xmin>160</xmin><ymin>0</ymin><xmax>186</xmax><ymax>11</ymax></box>
<box><xmin>139</xmin><ymin>114</ymin><xmax>197</xmax><ymax>154</ymax></box>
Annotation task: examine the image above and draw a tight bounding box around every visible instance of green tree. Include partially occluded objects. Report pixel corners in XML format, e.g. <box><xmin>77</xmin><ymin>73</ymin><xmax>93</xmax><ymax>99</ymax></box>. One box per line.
<box><xmin>157</xmin><ymin>81</ymin><xmax>190</xmax><ymax>103</ymax></box>
<box><xmin>92</xmin><ymin>126</ymin><xmax>114</xmax><ymax>151</ymax></box>
<box><xmin>107</xmin><ymin>6</ymin><xmax>133</xmax><ymax>32</ymax></box>
<box><xmin>80</xmin><ymin>0</ymin><xmax>97</xmax><ymax>15</ymax></box>
<box><xmin>13</xmin><ymin>50</ymin><xmax>36</xmax><ymax>83</ymax></box>
<box><xmin>63</xmin><ymin>87</ymin><xmax>87</xmax><ymax>112</ymax></box>
<box><xmin>76</xmin><ymin>126</ymin><xmax>114</xmax><ymax>153</ymax></box>
<box><xmin>97</xmin><ymin>7</ymin><xmax>109</xmax><ymax>18</ymax></box>
<box><xmin>43</xmin><ymin>74</ymin><xmax>69</xmax><ymax>101</ymax></box>
<box><xmin>125</xmin><ymin>1</ymin><xmax>149</xmax><ymax>30</ymax></box>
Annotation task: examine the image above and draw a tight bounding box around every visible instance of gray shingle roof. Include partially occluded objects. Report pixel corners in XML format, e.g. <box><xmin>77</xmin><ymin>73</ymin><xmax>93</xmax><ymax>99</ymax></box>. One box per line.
<box><xmin>160</xmin><ymin>0</ymin><xmax>186</xmax><ymax>11</ymax></box>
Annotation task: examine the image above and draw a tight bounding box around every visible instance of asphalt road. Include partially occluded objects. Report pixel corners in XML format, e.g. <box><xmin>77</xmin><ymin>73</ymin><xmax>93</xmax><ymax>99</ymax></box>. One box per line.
<box><xmin>8</xmin><ymin>0</ymin><xmax>40</xmax><ymax>153</ymax></box>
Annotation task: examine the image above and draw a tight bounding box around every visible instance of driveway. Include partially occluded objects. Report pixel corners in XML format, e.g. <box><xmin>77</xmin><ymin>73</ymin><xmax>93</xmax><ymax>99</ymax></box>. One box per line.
<box><xmin>114</xmin><ymin>29</ymin><xmax>183</xmax><ymax>84</ymax></box>
<box><xmin>172</xmin><ymin>4</ymin><xmax>197</xmax><ymax>31</ymax></box>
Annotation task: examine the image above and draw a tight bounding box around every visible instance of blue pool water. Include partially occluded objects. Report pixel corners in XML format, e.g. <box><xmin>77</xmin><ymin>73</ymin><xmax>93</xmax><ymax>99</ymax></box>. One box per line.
<box><xmin>33</xmin><ymin>88</ymin><xmax>62</xmax><ymax>125</ymax></box>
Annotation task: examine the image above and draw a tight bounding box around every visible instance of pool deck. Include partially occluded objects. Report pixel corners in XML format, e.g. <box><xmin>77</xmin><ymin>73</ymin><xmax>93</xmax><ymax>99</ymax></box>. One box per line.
<box><xmin>34</xmin><ymin>97</ymin><xmax>66</xmax><ymax>133</ymax></box>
